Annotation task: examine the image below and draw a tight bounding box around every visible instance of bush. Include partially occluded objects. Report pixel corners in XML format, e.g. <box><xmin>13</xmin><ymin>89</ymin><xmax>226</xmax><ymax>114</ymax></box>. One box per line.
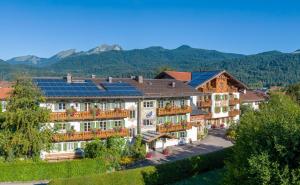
<box><xmin>84</xmin><ymin>140</ymin><xmax>106</xmax><ymax>158</ymax></box>
<box><xmin>49</xmin><ymin>147</ymin><xmax>232</xmax><ymax>185</ymax></box>
<box><xmin>224</xmin><ymin>94</ymin><xmax>300</xmax><ymax>185</ymax></box>
<box><xmin>0</xmin><ymin>159</ymin><xmax>106</xmax><ymax>182</ymax></box>
<box><xmin>130</xmin><ymin>135</ymin><xmax>146</xmax><ymax>160</ymax></box>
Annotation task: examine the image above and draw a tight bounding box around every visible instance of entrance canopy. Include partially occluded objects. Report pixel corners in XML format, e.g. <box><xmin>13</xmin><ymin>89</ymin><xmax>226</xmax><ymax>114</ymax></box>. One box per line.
<box><xmin>141</xmin><ymin>131</ymin><xmax>175</xmax><ymax>143</ymax></box>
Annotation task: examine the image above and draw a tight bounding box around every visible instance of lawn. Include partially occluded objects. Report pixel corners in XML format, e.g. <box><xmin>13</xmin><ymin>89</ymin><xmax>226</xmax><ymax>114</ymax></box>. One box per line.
<box><xmin>172</xmin><ymin>168</ymin><xmax>225</xmax><ymax>185</ymax></box>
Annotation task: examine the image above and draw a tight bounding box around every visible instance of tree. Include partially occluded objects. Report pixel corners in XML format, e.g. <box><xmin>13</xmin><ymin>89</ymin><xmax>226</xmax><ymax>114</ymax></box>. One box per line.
<box><xmin>0</xmin><ymin>78</ymin><xmax>52</xmax><ymax>160</ymax></box>
<box><xmin>84</xmin><ymin>139</ymin><xmax>106</xmax><ymax>158</ymax></box>
<box><xmin>223</xmin><ymin>94</ymin><xmax>300</xmax><ymax>185</ymax></box>
<box><xmin>285</xmin><ymin>83</ymin><xmax>300</xmax><ymax>105</ymax></box>
<box><xmin>130</xmin><ymin>135</ymin><xmax>146</xmax><ymax>160</ymax></box>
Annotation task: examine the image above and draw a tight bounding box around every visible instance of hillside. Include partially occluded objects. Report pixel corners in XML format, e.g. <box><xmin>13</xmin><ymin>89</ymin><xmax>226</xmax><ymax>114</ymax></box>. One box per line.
<box><xmin>1</xmin><ymin>45</ymin><xmax>300</xmax><ymax>87</ymax></box>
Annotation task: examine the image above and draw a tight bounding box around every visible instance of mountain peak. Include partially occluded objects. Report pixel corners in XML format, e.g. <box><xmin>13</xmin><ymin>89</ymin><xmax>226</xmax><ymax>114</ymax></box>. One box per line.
<box><xmin>51</xmin><ymin>49</ymin><xmax>77</xmax><ymax>59</ymax></box>
<box><xmin>292</xmin><ymin>49</ymin><xmax>300</xmax><ymax>54</ymax></box>
<box><xmin>7</xmin><ymin>55</ymin><xmax>43</xmax><ymax>65</ymax></box>
<box><xmin>176</xmin><ymin>45</ymin><xmax>192</xmax><ymax>50</ymax></box>
<box><xmin>87</xmin><ymin>44</ymin><xmax>122</xmax><ymax>54</ymax></box>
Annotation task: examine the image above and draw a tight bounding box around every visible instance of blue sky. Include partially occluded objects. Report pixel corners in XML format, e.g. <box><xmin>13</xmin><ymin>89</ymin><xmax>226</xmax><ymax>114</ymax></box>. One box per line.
<box><xmin>0</xmin><ymin>0</ymin><xmax>300</xmax><ymax>59</ymax></box>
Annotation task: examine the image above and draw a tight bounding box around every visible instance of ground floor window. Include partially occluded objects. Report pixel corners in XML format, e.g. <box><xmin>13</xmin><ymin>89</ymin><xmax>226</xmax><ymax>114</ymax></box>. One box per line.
<box><xmin>179</xmin><ymin>131</ymin><xmax>187</xmax><ymax>138</ymax></box>
<box><xmin>114</xmin><ymin>120</ymin><xmax>122</xmax><ymax>127</ymax></box>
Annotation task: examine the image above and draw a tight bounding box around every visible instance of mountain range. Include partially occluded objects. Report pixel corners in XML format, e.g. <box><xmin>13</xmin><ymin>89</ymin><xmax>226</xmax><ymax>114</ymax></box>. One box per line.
<box><xmin>0</xmin><ymin>44</ymin><xmax>300</xmax><ymax>88</ymax></box>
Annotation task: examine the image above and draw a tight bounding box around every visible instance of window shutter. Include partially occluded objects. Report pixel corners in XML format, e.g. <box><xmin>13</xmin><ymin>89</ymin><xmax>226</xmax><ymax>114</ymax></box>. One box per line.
<box><xmin>80</xmin><ymin>103</ymin><xmax>85</xmax><ymax>111</ymax></box>
<box><xmin>57</xmin><ymin>143</ymin><xmax>62</xmax><ymax>152</ymax></box>
<box><xmin>55</xmin><ymin>103</ymin><xmax>59</xmax><ymax>111</ymax></box>
<box><xmin>66</xmin><ymin>123</ymin><xmax>71</xmax><ymax>130</ymax></box>
<box><xmin>63</xmin><ymin>143</ymin><xmax>67</xmax><ymax>151</ymax></box>
<box><xmin>74</xmin><ymin>142</ymin><xmax>78</xmax><ymax>149</ymax></box>
<box><xmin>80</xmin><ymin>123</ymin><xmax>84</xmax><ymax>132</ymax></box>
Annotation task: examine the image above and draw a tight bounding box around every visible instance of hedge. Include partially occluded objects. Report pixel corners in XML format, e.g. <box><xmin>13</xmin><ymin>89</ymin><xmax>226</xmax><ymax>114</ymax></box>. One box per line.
<box><xmin>49</xmin><ymin>147</ymin><xmax>232</xmax><ymax>185</ymax></box>
<box><xmin>0</xmin><ymin>159</ymin><xmax>106</xmax><ymax>182</ymax></box>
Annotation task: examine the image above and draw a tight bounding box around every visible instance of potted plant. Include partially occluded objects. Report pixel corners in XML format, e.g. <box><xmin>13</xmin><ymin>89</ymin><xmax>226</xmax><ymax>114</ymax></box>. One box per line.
<box><xmin>162</xmin><ymin>147</ymin><xmax>171</xmax><ymax>156</ymax></box>
<box><xmin>67</xmin><ymin>126</ymin><xmax>76</xmax><ymax>135</ymax></box>
<box><xmin>164</xmin><ymin>122</ymin><xmax>172</xmax><ymax>128</ymax></box>
<box><xmin>89</xmin><ymin>106</ymin><xmax>101</xmax><ymax>117</ymax></box>
<box><xmin>220</xmin><ymin>123</ymin><xmax>225</xmax><ymax>129</ymax></box>
<box><xmin>66</xmin><ymin>107</ymin><xmax>77</xmax><ymax>117</ymax></box>
<box><xmin>165</xmin><ymin>102</ymin><xmax>172</xmax><ymax>110</ymax></box>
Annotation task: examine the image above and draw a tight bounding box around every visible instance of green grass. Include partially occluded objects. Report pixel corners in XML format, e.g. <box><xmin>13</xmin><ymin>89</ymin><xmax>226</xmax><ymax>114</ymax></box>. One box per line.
<box><xmin>0</xmin><ymin>159</ymin><xmax>106</xmax><ymax>182</ymax></box>
<box><xmin>49</xmin><ymin>147</ymin><xmax>232</xmax><ymax>185</ymax></box>
<box><xmin>172</xmin><ymin>168</ymin><xmax>225</xmax><ymax>185</ymax></box>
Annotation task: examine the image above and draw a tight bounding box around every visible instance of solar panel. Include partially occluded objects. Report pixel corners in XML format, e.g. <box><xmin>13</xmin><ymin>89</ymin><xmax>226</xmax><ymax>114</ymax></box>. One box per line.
<box><xmin>188</xmin><ymin>71</ymin><xmax>222</xmax><ymax>88</ymax></box>
<box><xmin>33</xmin><ymin>78</ymin><xmax>143</xmax><ymax>97</ymax></box>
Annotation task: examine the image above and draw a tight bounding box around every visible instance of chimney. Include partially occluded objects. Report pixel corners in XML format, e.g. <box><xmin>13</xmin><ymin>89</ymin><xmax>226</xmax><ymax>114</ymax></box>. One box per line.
<box><xmin>108</xmin><ymin>77</ymin><xmax>113</xmax><ymax>83</ymax></box>
<box><xmin>137</xmin><ymin>76</ymin><xmax>143</xmax><ymax>84</ymax></box>
<box><xmin>67</xmin><ymin>73</ymin><xmax>72</xmax><ymax>83</ymax></box>
<box><xmin>91</xmin><ymin>74</ymin><xmax>96</xmax><ymax>79</ymax></box>
<box><xmin>171</xmin><ymin>82</ymin><xmax>176</xmax><ymax>88</ymax></box>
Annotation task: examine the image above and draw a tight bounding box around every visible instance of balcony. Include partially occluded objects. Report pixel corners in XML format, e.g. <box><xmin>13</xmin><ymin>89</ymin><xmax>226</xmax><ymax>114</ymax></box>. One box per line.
<box><xmin>229</xmin><ymin>99</ymin><xmax>240</xmax><ymax>105</ymax></box>
<box><xmin>50</xmin><ymin>109</ymin><xmax>130</xmax><ymax>121</ymax></box>
<box><xmin>229</xmin><ymin>110</ymin><xmax>240</xmax><ymax>117</ymax></box>
<box><xmin>198</xmin><ymin>100</ymin><xmax>212</xmax><ymax>107</ymax></box>
<box><xmin>204</xmin><ymin>112</ymin><xmax>212</xmax><ymax>119</ymax></box>
<box><xmin>157</xmin><ymin>106</ymin><xmax>192</xmax><ymax>116</ymax></box>
<box><xmin>157</xmin><ymin>122</ymin><xmax>192</xmax><ymax>133</ymax></box>
<box><xmin>53</xmin><ymin>128</ymin><xmax>129</xmax><ymax>142</ymax></box>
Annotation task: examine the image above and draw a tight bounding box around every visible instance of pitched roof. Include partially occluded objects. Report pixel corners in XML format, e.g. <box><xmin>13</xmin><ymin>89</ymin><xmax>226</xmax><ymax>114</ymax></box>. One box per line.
<box><xmin>156</xmin><ymin>71</ymin><xmax>191</xmax><ymax>82</ymax></box>
<box><xmin>33</xmin><ymin>78</ymin><xmax>143</xmax><ymax>99</ymax></box>
<box><xmin>33</xmin><ymin>76</ymin><xmax>201</xmax><ymax>99</ymax></box>
<box><xmin>189</xmin><ymin>70</ymin><xmax>223</xmax><ymax>88</ymax></box>
<box><xmin>162</xmin><ymin>71</ymin><xmax>192</xmax><ymax>82</ymax></box>
<box><xmin>0</xmin><ymin>81</ymin><xmax>14</xmax><ymax>88</ymax></box>
<box><xmin>0</xmin><ymin>87</ymin><xmax>13</xmax><ymax>100</ymax></box>
<box><xmin>240</xmin><ymin>90</ymin><xmax>268</xmax><ymax>103</ymax></box>
<box><xmin>94</xmin><ymin>78</ymin><xmax>201</xmax><ymax>98</ymax></box>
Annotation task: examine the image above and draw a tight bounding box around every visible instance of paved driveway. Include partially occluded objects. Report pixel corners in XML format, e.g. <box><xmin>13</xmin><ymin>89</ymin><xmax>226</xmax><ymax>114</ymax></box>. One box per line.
<box><xmin>129</xmin><ymin>128</ymin><xmax>233</xmax><ymax>168</ymax></box>
<box><xmin>0</xmin><ymin>129</ymin><xmax>232</xmax><ymax>185</ymax></box>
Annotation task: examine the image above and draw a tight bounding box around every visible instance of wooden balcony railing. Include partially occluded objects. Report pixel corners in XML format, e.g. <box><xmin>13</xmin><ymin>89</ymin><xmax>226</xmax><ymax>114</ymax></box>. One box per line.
<box><xmin>229</xmin><ymin>110</ymin><xmax>240</xmax><ymax>117</ymax></box>
<box><xmin>157</xmin><ymin>106</ymin><xmax>192</xmax><ymax>116</ymax></box>
<box><xmin>204</xmin><ymin>112</ymin><xmax>212</xmax><ymax>119</ymax></box>
<box><xmin>50</xmin><ymin>109</ymin><xmax>130</xmax><ymax>121</ymax></box>
<box><xmin>53</xmin><ymin>128</ymin><xmax>129</xmax><ymax>142</ymax></box>
<box><xmin>198</xmin><ymin>100</ymin><xmax>212</xmax><ymax>107</ymax></box>
<box><xmin>229</xmin><ymin>99</ymin><xmax>240</xmax><ymax>105</ymax></box>
<box><xmin>157</xmin><ymin>122</ymin><xmax>193</xmax><ymax>133</ymax></box>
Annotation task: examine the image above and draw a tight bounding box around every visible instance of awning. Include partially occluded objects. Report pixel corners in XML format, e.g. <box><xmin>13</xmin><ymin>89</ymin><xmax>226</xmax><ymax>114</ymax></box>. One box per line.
<box><xmin>141</xmin><ymin>131</ymin><xmax>175</xmax><ymax>143</ymax></box>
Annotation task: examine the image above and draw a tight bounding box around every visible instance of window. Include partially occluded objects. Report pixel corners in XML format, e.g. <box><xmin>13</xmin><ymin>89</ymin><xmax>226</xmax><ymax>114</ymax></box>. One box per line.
<box><xmin>84</xmin><ymin>103</ymin><xmax>90</xmax><ymax>111</ymax></box>
<box><xmin>99</xmin><ymin>121</ymin><xmax>107</xmax><ymax>130</ymax></box>
<box><xmin>60</xmin><ymin>123</ymin><xmax>66</xmax><ymax>130</ymax></box>
<box><xmin>180</xmin><ymin>99</ymin><xmax>185</xmax><ymax>106</ymax></box>
<box><xmin>171</xmin><ymin>100</ymin><xmax>175</xmax><ymax>106</ymax></box>
<box><xmin>129</xmin><ymin>110</ymin><xmax>136</xmax><ymax>119</ymax></box>
<box><xmin>143</xmin><ymin>101</ymin><xmax>154</xmax><ymax>108</ymax></box>
<box><xmin>67</xmin><ymin>142</ymin><xmax>75</xmax><ymax>151</ymax></box>
<box><xmin>99</xmin><ymin>102</ymin><xmax>106</xmax><ymax>110</ymax></box>
<box><xmin>84</xmin><ymin>122</ymin><xmax>91</xmax><ymax>132</ymax></box>
<box><xmin>58</xmin><ymin>103</ymin><xmax>66</xmax><ymax>110</ymax></box>
<box><xmin>143</xmin><ymin>119</ymin><xmax>153</xmax><ymax>126</ymax></box>
<box><xmin>179</xmin><ymin>131</ymin><xmax>187</xmax><ymax>138</ymax></box>
<box><xmin>114</xmin><ymin>120</ymin><xmax>122</xmax><ymax>127</ymax></box>
<box><xmin>158</xmin><ymin>100</ymin><xmax>164</xmax><ymax>108</ymax></box>
<box><xmin>129</xmin><ymin>128</ymin><xmax>136</xmax><ymax>137</ymax></box>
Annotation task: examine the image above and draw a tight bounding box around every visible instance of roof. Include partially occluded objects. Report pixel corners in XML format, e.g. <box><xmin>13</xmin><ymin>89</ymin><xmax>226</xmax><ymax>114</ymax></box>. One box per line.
<box><xmin>240</xmin><ymin>90</ymin><xmax>268</xmax><ymax>103</ymax></box>
<box><xmin>156</xmin><ymin>71</ymin><xmax>192</xmax><ymax>82</ymax></box>
<box><xmin>33</xmin><ymin>78</ymin><xmax>143</xmax><ymax>99</ymax></box>
<box><xmin>0</xmin><ymin>81</ymin><xmax>14</xmax><ymax>88</ymax></box>
<box><xmin>33</xmin><ymin>76</ymin><xmax>201</xmax><ymax>99</ymax></box>
<box><xmin>0</xmin><ymin>87</ymin><xmax>13</xmax><ymax>100</ymax></box>
<box><xmin>189</xmin><ymin>70</ymin><xmax>222</xmax><ymax>88</ymax></box>
<box><xmin>114</xmin><ymin>78</ymin><xmax>201</xmax><ymax>98</ymax></box>
<box><xmin>141</xmin><ymin>131</ymin><xmax>175</xmax><ymax>143</ymax></box>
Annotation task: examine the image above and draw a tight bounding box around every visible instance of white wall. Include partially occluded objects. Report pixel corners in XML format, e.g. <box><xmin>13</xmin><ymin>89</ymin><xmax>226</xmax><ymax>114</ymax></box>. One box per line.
<box><xmin>211</xmin><ymin>93</ymin><xmax>229</xmax><ymax>119</ymax></box>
